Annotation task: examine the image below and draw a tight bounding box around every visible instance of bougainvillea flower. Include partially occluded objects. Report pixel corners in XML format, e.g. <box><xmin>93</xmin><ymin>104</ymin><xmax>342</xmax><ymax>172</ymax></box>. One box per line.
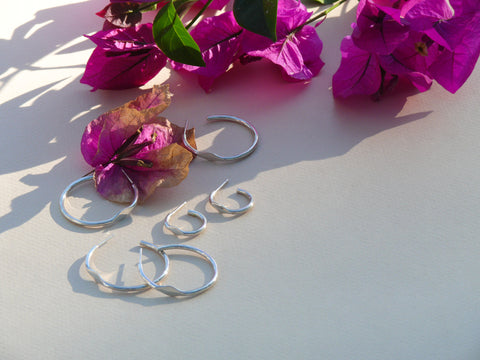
<box><xmin>241</xmin><ymin>0</ymin><xmax>324</xmax><ymax>81</ymax></box>
<box><xmin>425</xmin><ymin>0</ymin><xmax>480</xmax><ymax>93</ymax></box>
<box><xmin>80</xmin><ymin>24</ymin><xmax>166</xmax><ymax>91</ymax></box>
<box><xmin>81</xmin><ymin>85</ymin><xmax>196</xmax><ymax>203</ymax></box>
<box><xmin>352</xmin><ymin>0</ymin><xmax>409</xmax><ymax>55</ymax></box>
<box><xmin>332</xmin><ymin>36</ymin><xmax>382</xmax><ymax>98</ymax></box>
<box><xmin>171</xmin><ymin>11</ymin><xmax>244</xmax><ymax>92</ymax></box>
<box><xmin>334</xmin><ymin>0</ymin><xmax>480</xmax><ymax>98</ymax></box>
<box><xmin>378</xmin><ymin>31</ymin><xmax>434</xmax><ymax>92</ymax></box>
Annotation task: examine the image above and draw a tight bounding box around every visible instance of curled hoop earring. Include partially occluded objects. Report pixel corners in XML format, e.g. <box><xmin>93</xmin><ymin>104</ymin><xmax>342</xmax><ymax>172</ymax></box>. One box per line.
<box><xmin>183</xmin><ymin>115</ymin><xmax>259</xmax><ymax>161</ymax></box>
<box><xmin>209</xmin><ymin>179</ymin><xmax>254</xmax><ymax>214</ymax></box>
<box><xmin>138</xmin><ymin>241</ymin><xmax>218</xmax><ymax>297</ymax></box>
<box><xmin>164</xmin><ymin>201</ymin><xmax>207</xmax><ymax>236</ymax></box>
<box><xmin>85</xmin><ymin>238</ymin><xmax>169</xmax><ymax>293</ymax></box>
<box><xmin>59</xmin><ymin>170</ymin><xmax>138</xmax><ymax>228</ymax></box>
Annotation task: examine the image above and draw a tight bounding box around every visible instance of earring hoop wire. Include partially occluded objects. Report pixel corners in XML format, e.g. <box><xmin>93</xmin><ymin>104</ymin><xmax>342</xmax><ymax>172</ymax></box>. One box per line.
<box><xmin>209</xmin><ymin>179</ymin><xmax>254</xmax><ymax>214</ymax></box>
<box><xmin>183</xmin><ymin>115</ymin><xmax>259</xmax><ymax>162</ymax></box>
<box><xmin>59</xmin><ymin>171</ymin><xmax>138</xmax><ymax>228</ymax></box>
<box><xmin>138</xmin><ymin>241</ymin><xmax>218</xmax><ymax>297</ymax></box>
<box><xmin>164</xmin><ymin>202</ymin><xmax>207</xmax><ymax>236</ymax></box>
<box><xmin>85</xmin><ymin>239</ymin><xmax>169</xmax><ymax>293</ymax></box>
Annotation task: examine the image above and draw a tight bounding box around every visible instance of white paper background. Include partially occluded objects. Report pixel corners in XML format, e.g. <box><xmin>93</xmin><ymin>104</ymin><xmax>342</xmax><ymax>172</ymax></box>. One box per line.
<box><xmin>1</xmin><ymin>1</ymin><xmax>480</xmax><ymax>359</ymax></box>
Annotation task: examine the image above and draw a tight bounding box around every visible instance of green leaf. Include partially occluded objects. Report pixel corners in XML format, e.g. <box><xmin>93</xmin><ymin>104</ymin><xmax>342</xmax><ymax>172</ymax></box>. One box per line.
<box><xmin>314</xmin><ymin>0</ymin><xmax>337</xmax><ymax>4</ymax></box>
<box><xmin>152</xmin><ymin>0</ymin><xmax>205</xmax><ymax>66</ymax></box>
<box><xmin>233</xmin><ymin>0</ymin><xmax>277</xmax><ymax>42</ymax></box>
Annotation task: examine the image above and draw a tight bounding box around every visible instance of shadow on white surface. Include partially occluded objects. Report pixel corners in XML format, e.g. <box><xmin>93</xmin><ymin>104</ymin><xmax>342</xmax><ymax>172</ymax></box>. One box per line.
<box><xmin>0</xmin><ymin>0</ymin><xmax>431</xmax><ymax>237</ymax></box>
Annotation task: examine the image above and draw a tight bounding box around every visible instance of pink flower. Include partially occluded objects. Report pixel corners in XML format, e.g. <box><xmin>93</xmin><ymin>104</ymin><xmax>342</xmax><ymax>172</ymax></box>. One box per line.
<box><xmin>80</xmin><ymin>24</ymin><xmax>166</xmax><ymax>91</ymax></box>
<box><xmin>171</xmin><ymin>11</ymin><xmax>244</xmax><ymax>92</ymax></box>
<box><xmin>241</xmin><ymin>0</ymin><xmax>324</xmax><ymax>81</ymax></box>
<box><xmin>332</xmin><ymin>36</ymin><xmax>382</xmax><ymax>98</ymax></box>
<box><xmin>332</xmin><ymin>0</ymin><xmax>480</xmax><ymax>98</ymax></box>
<box><xmin>81</xmin><ymin>85</ymin><xmax>195</xmax><ymax>203</ymax></box>
<box><xmin>425</xmin><ymin>0</ymin><xmax>480</xmax><ymax>93</ymax></box>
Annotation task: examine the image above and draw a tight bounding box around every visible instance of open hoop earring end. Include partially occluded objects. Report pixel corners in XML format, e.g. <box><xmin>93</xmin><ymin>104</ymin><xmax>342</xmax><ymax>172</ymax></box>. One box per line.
<box><xmin>209</xmin><ymin>179</ymin><xmax>254</xmax><ymax>215</ymax></box>
<box><xmin>164</xmin><ymin>202</ymin><xmax>207</xmax><ymax>236</ymax></box>
<box><xmin>60</xmin><ymin>170</ymin><xmax>138</xmax><ymax>229</ymax></box>
<box><xmin>138</xmin><ymin>241</ymin><xmax>218</xmax><ymax>297</ymax></box>
<box><xmin>183</xmin><ymin>115</ymin><xmax>259</xmax><ymax>162</ymax></box>
<box><xmin>59</xmin><ymin>170</ymin><xmax>138</xmax><ymax>228</ymax></box>
<box><xmin>85</xmin><ymin>238</ymin><xmax>169</xmax><ymax>293</ymax></box>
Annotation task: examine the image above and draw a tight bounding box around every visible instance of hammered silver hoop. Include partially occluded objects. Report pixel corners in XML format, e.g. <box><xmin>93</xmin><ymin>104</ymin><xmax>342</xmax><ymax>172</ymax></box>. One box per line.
<box><xmin>183</xmin><ymin>115</ymin><xmax>259</xmax><ymax>161</ymax></box>
<box><xmin>138</xmin><ymin>241</ymin><xmax>218</xmax><ymax>297</ymax></box>
<box><xmin>164</xmin><ymin>202</ymin><xmax>207</xmax><ymax>236</ymax></box>
<box><xmin>85</xmin><ymin>239</ymin><xmax>169</xmax><ymax>293</ymax></box>
<box><xmin>59</xmin><ymin>171</ymin><xmax>138</xmax><ymax>228</ymax></box>
<box><xmin>209</xmin><ymin>179</ymin><xmax>254</xmax><ymax>214</ymax></box>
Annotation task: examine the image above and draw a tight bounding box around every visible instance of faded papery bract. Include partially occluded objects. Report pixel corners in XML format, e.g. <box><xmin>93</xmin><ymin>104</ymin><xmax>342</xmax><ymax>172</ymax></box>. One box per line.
<box><xmin>81</xmin><ymin>24</ymin><xmax>166</xmax><ymax>91</ymax></box>
<box><xmin>80</xmin><ymin>85</ymin><xmax>195</xmax><ymax>203</ymax></box>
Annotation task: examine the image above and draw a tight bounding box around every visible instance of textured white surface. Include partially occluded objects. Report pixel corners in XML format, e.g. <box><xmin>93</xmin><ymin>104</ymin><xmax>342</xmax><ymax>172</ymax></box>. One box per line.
<box><xmin>1</xmin><ymin>0</ymin><xmax>480</xmax><ymax>359</ymax></box>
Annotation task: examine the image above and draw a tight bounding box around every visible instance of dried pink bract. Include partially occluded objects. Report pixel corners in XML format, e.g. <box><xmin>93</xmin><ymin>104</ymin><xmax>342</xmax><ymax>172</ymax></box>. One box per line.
<box><xmin>81</xmin><ymin>85</ymin><xmax>196</xmax><ymax>203</ymax></box>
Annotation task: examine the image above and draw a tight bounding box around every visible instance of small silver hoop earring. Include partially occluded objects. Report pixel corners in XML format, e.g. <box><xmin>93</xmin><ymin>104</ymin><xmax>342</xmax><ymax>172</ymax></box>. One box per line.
<box><xmin>138</xmin><ymin>241</ymin><xmax>218</xmax><ymax>297</ymax></box>
<box><xmin>85</xmin><ymin>238</ymin><xmax>169</xmax><ymax>293</ymax></box>
<box><xmin>164</xmin><ymin>201</ymin><xmax>207</xmax><ymax>236</ymax></box>
<box><xmin>209</xmin><ymin>179</ymin><xmax>254</xmax><ymax>214</ymax></box>
<box><xmin>59</xmin><ymin>170</ymin><xmax>138</xmax><ymax>228</ymax></box>
<box><xmin>183</xmin><ymin>115</ymin><xmax>259</xmax><ymax>161</ymax></box>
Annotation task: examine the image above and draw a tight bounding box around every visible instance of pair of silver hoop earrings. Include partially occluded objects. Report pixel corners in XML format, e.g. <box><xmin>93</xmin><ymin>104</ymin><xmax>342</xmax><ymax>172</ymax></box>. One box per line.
<box><xmin>59</xmin><ymin>115</ymin><xmax>258</xmax><ymax>229</ymax></box>
<box><xmin>165</xmin><ymin>179</ymin><xmax>254</xmax><ymax>236</ymax></box>
<box><xmin>86</xmin><ymin>240</ymin><xmax>218</xmax><ymax>296</ymax></box>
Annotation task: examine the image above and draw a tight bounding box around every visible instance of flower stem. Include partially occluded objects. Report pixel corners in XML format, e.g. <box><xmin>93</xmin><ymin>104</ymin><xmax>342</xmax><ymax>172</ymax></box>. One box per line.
<box><xmin>186</xmin><ymin>0</ymin><xmax>214</xmax><ymax>30</ymax></box>
<box><xmin>136</xmin><ymin>1</ymin><xmax>164</xmax><ymax>12</ymax></box>
<box><xmin>292</xmin><ymin>0</ymin><xmax>349</xmax><ymax>32</ymax></box>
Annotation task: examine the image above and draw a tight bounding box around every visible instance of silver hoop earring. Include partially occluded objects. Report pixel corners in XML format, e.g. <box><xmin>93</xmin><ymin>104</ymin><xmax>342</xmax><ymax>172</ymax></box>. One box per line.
<box><xmin>209</xmin><ymin>179</ymin><xmax>254</xmax><ymax>214</ymax></box>
<box><xmin>164</xmin><ymin>201</ymin><xmax>207</xmax><ymax>236</ymax></box>
<box><xmin>59</xmin><ymin>170</ymin><xmax>138</xmax><ymax>228</ymax></box>
<box><xmin>183</xmin><ymin>115</ymin><xmax>259</xmax><ymax>161</ymax></box>
<box><xmin>85</xmin><ymin>238</ymin><xmax>169</xmax><ymax>293</ymax></box>
<box><xmin>138</xmin><ymin>241</ymin><xmax>218</xmax><ymax>297</ymax></box>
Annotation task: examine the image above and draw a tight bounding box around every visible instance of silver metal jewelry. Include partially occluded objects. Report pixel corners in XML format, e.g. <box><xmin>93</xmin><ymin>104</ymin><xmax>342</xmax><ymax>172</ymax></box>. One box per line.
<box><xmin>85</xmin><ymin>239</ymin><xmax>169</xmax><ymax>293</ymax></box>
<box><xmin>209</xmin><ymin>179</ymin><xmax>254</xmax><ymax>214</ymax></box>
<box><xmin>138</xmin><ymin>241</ymin><xmax>218</xmax><ymax>297</ymax></box>
<box><xmin>59</xmin><ymin>170</ymin><xmax>138</xmax><ymax>228</ymax></box>
<box><xmin>183</xmin><ymin>115</ymin><xmax>259</xmax><ymax>161</ymax></box>
<box><xmin>164</xmin><ymin>201</ymin><xmax>207</xmax><ymax>236</ymax></box>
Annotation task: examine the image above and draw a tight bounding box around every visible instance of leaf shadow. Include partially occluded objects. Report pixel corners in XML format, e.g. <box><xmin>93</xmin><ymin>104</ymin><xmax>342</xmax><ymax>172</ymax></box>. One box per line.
<box><xmin>0</xmin><ymin>0</ymin><xmax>434</xmax><ymax>244</ymax></box>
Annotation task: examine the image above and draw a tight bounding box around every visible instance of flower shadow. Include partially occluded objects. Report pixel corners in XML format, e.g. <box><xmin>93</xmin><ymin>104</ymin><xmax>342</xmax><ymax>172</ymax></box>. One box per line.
<box><xmin>0</xmin><ymin>0</ymin><xmax>433</xmax><ymax>238</ymax></box>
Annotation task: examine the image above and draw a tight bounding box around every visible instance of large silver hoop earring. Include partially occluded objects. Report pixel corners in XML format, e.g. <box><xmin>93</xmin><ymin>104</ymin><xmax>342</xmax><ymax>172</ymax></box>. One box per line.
<box><xmin>164</xmin><ymin>202</ymin><xmax>207</xmax><ymax>236</ymax></box>
<box><xmin>59</xmin><ymin>170</ymin><xmax>138</xmax><ymax>228</ymax></box>
<box><xmin>183</xmin><ymin>115</ymin><xmax>259</xmax><ymax>162</ymax></box>
<box><xmin>209</xmin><ymin>179</ymin><xmax>254</xmax><ymax>214</ymax></box>
<box><xmin>138</xmin><ymin>241</ymin><xmax>218</xmax><ymax>297</ymax></box>
<box><xmin>85</xmin><ymin>239</ymin><xmax>169</xmax><ymax>293</ymax></box>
